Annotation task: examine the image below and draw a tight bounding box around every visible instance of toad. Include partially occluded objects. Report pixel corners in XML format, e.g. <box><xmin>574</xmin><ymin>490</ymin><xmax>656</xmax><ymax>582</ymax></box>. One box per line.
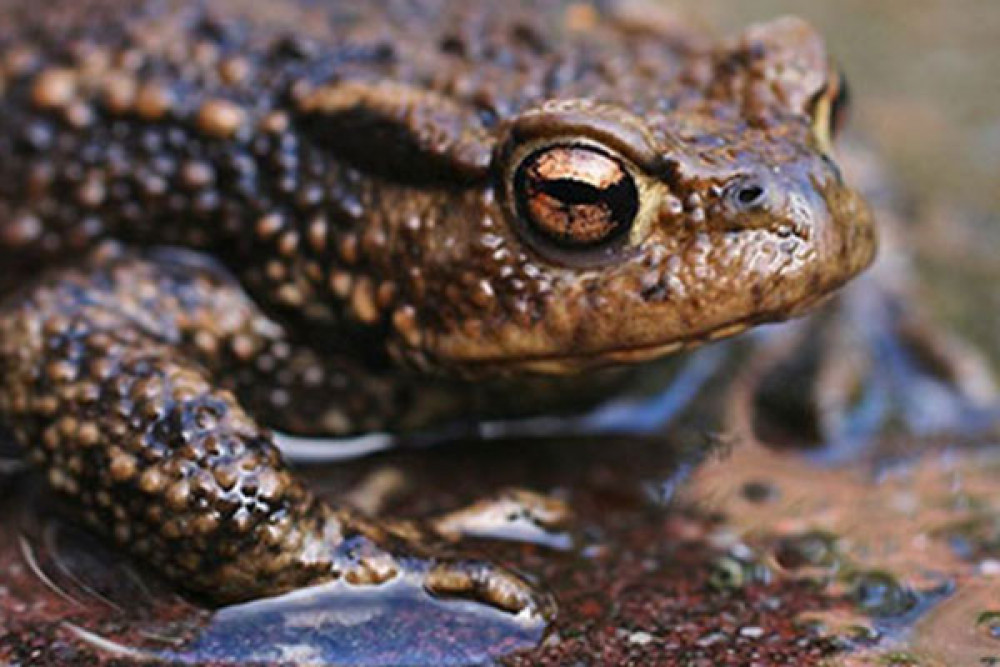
<box><xmin>0</xmin><ymin>0</ymin><xmax>875</xmax><ymax>617</ymax></box>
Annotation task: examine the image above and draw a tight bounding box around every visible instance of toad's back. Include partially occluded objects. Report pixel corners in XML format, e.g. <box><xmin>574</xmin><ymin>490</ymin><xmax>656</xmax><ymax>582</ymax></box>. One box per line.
<box><xmin>0</xmin><ymin>0</ymin><xmax>700</xmax><ymax>279</ymax></box>
<box><xmin>0</xmin><ymin>0</ymin><xmax>705</xmax><ymax>121</ymax></box>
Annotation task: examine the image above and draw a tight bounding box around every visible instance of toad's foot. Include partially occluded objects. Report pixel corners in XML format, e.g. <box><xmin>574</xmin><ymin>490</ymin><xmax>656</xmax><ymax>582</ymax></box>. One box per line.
<box><xmin>751</xmin><ymin>267</ymin><xmax>998</xmax><ymax>460</ymax></box>
<box><xmin>0</xmin><ymin>247</ymin><xmax>552</xmax><ymax>620</ymax></box>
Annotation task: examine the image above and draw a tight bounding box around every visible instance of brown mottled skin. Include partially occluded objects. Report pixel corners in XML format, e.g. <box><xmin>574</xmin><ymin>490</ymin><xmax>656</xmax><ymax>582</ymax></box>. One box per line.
<box><xmin>0</xmin><ymin>0</ymin><xmax>875</xmax><ymax>615</ymax></box>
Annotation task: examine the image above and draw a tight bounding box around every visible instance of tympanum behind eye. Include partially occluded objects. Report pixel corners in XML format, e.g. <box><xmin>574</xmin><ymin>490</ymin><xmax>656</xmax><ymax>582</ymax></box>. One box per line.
<box><xmin>513</xmin><ymin>145</ymin><xmax>639</xmax><ymax>248</ymax></box>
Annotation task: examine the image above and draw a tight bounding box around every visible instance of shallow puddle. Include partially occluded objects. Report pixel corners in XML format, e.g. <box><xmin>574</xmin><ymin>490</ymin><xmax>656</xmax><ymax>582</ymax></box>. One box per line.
<box><xmin>1</xmin><ymin>480</ymin><xmax>547</xmax><ymax>666</ymax></box>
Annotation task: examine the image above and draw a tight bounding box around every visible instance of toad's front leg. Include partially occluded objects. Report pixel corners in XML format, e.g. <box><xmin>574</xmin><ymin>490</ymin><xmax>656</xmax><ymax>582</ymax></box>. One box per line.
<box><xmin>0</xmin><ymin>245</ymin><xmax>548</xmax><ymax>618</ymax></box>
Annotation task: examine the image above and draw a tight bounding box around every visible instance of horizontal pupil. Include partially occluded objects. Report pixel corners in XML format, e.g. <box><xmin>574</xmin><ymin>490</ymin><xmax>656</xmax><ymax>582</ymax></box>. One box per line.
<box><xmin>534</xmin><ymin>178</ymin><xmax>614</xmax><ymax>206</ymax></box>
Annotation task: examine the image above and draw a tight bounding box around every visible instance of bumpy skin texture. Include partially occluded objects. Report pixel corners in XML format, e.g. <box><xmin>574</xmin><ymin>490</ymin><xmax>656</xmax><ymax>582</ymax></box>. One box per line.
<box><xmin>0</xmin><ymin>0</ymin><xmax>876</xmax><ymax>608</ymax></box>
<box><xmin>0</xmin><ymin>245</ymin><xmax>546</xmax><ymax>613</ymax></box>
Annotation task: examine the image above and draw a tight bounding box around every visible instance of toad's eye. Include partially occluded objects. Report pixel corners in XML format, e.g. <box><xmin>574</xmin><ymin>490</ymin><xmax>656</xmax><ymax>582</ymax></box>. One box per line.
<box><xmin>513</xmin><ymin>145</ymin><xmax>639</xmax><ymax>248</ymax></box>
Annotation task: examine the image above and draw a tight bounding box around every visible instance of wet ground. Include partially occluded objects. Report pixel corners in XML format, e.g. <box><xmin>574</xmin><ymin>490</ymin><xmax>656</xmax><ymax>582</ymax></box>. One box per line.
<box><xmin>3</xmin><ymin>2</ymin><xmax>1000</xmax><ymax>666</ymax></box>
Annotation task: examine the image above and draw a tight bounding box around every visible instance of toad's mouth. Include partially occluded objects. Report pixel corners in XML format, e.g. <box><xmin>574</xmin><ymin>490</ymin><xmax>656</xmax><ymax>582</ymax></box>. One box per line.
<box><xmin>456</xmin><ymin>288</ymin><xmax>840</xmax><ymax>377</ymax></box>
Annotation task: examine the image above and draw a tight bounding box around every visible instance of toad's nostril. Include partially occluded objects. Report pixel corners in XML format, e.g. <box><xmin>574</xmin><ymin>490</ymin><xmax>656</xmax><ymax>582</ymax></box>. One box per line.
<box><xmin>723</xmin><ymin>176</ymin><xmax>772</xmax><ymax>215</ymax></box>
<box><xmin>734</xmin><ymin>183</ymin><xmax>767</xmax><ymax>209</ymax></box>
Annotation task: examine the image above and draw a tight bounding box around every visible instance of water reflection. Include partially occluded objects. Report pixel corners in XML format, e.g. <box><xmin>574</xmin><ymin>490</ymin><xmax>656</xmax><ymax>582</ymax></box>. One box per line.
<box><xmin>10</xmin><ymin>504</ymin><xmax>545</xmax><ymax>665</ymax></box>
<box><xmin>169</xmin><ymin>582</ymin><xmax>543</xmax><ymax>665</ymax></box>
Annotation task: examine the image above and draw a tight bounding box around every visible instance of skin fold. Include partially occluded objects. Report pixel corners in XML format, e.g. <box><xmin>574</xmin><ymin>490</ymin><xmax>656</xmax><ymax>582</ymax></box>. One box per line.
<box><xmin>0</xmin><ymin>0</ymin><xmax>875</xmax><ymax>614</ymax></box>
